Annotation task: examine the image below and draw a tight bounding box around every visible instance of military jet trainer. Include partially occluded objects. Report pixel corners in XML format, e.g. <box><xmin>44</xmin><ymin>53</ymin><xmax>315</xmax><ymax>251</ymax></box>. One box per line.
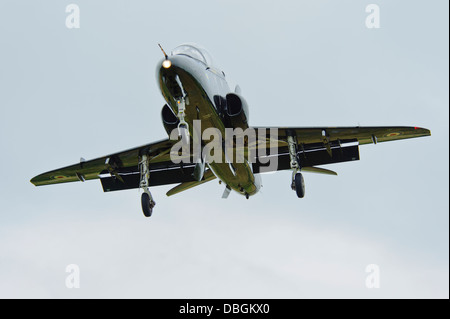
<box><xmin>31</xmin><ymin>43</ymin><xmax>431</xmax><ymax>217</ymax></box>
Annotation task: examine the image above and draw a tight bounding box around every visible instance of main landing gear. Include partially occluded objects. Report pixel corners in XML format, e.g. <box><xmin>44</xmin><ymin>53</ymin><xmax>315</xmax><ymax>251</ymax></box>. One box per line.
<box><xmin>292</xmin><ymin>171</ymin><xmax>305</xmax><ymax>198</ymax></box>
<box><xmin>139</xmin><ymin>155</ymin><xmax>155</xmax><ymax>217</ymax></box>
<box><xmin>141</xmin><ymin>192</ymin><xmax>155</xmax><ymax>217</ymax></box>
<box><xmin>287</xmin><ymin>135</ymin><xmax>306</xmax><ymax>198</ymax></box>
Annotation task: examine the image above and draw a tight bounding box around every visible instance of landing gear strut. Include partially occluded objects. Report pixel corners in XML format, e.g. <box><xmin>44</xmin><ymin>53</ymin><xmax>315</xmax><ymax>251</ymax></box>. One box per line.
<box><xmin>176</xmin><ymin>97</ymin><xmax>189</xmax><ymax>139</ymax></box>
<box><xmin>139</xmin><ymin>155</ymin><xmax>155</xmax><ymax>217</ymax></box>
<box><xmin>175</xmin><ymin>75</ymin><xmax>190</xmax><ymax>140</ymax></box>
<box><xmin>287</xmin><ymin>135</ymin><xmax>306</xmax><ymax>198</ymax></box>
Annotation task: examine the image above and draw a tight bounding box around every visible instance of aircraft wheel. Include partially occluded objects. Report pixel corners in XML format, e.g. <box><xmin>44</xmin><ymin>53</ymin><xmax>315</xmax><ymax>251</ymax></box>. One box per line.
<box><xmin>141</xmin><ymin>192</ymin><xmax>155</xmax><ymax>217</ymax></box>
<box><xmin>294</xmin><ymin>173</ymin><xmax>305</xmax><ymax>198</ymax></box>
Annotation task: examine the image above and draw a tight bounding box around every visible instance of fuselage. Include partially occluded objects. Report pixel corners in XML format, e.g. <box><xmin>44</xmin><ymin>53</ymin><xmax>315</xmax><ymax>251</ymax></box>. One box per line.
<box><xmin>156</xmin><ymin>44</ymin><xmax>261</xmax><ymax>197</ymax></box>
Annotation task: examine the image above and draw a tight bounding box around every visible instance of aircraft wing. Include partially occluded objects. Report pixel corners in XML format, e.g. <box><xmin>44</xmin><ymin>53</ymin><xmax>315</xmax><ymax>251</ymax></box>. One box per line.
<box><xmin>251</xmin><ymin>126</ymin><xmax>431</xmax><ymax>173</ymax></box>
<box><xmin>31</xmin><ymin>126</ymin><xmax>430</xmax><ymax>192</ymax></box>
<box><xmin>30</xmin><ymin>138</ymin><xmax>202</xmax><ymax>192</ymax></box>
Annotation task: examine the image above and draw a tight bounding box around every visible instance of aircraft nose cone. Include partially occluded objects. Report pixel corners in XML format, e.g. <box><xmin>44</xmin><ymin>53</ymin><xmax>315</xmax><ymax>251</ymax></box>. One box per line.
<box><xmin>156</xmin><ymin>55</ymin><xmax>188</xmax><ymax>87</ymax></box>
<box><xmin>156</xmin><ymin>58</ymin><xmax>173</xmax><ymax>84</ymax></box>
<box><xmin>156</xmin><ymin>57</ymin><xmax>177</xmax><ymax>78</ymax></box>
<box><xmin>161</xmin><ymin>59</ymin><xmax>172</xmax><ymax>69</ymax></box>
<box><xmin>156</xmin><ymin>55</ymin><xmax>191</xmax><ymax>76</ymax></box>
<box><xmin>156</xmin><ymin>57</ymin><xmax>187</xmax><ymax>101</ymax></box>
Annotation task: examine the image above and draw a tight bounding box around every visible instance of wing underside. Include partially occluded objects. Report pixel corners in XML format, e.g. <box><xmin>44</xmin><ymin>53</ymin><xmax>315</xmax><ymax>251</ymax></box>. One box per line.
<box><xmin>31</xmin><ymin>139</ymin><xmax>187</xmax><ymax>188</ymax></box>
<box><xmin>251</xmin><ymin>126</ymin><xmax>430</xmax><ymax>173</ymax></box>
<box><xmin>30</xmin><ymin>137</ymin><xmax>214</xmax><ymax>193</ymax></box>
<box><xmin>30</xmin><ymin>126</ymin><xmax>430</xmax><ymax>193</ymax></box>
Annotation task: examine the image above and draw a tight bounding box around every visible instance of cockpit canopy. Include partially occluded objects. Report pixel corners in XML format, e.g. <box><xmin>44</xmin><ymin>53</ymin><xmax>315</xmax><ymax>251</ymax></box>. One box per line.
<box><xmin>172</xmin><ymin>43</ymin><xmax>214</xmax><ymax>67</ymax></box>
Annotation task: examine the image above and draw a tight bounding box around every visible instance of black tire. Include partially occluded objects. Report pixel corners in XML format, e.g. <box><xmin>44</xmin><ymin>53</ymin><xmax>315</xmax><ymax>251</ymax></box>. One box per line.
<box><xmin>295</xmin><ymin>173</ymin><xmax>305</xmax><ymax>198</ymax></box>
<box><xmin>141</xmin><ymin>192</ymin><xmax>154</xmax><ymax>217</ymax></box>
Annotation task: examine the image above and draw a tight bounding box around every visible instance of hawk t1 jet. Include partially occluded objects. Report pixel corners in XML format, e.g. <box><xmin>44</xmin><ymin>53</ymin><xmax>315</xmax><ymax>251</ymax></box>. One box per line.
<box><xmin>30</xmin><ymin>43</ymin><xmax>431</xmax><ymax>217</ymax></box>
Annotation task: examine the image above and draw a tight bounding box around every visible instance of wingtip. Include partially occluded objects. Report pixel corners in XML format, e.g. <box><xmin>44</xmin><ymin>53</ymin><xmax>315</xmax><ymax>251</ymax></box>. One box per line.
<box><xmin>30</xmin><ymin>177</ymin><xmax>38</xmax><ymax>186</ymax></box>
<box><xmin>414</xmin><ymin>126</ymin><xmax>431</xmax><ymax>136</ymax></box>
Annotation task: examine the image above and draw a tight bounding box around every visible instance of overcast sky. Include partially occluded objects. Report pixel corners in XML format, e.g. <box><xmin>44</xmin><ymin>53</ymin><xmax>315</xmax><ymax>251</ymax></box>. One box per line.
<box><xmin>0</xmin><ymin>0</ymin><xmax>448</xmax><ymax>298</ymax></box>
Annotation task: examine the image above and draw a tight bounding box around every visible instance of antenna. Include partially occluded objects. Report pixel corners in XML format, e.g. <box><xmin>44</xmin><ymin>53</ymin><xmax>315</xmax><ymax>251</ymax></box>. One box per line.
<box><xmin>158</xmin><ymin>43</ymin><xmax>168</xmax><ymax>59</ymax></box>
